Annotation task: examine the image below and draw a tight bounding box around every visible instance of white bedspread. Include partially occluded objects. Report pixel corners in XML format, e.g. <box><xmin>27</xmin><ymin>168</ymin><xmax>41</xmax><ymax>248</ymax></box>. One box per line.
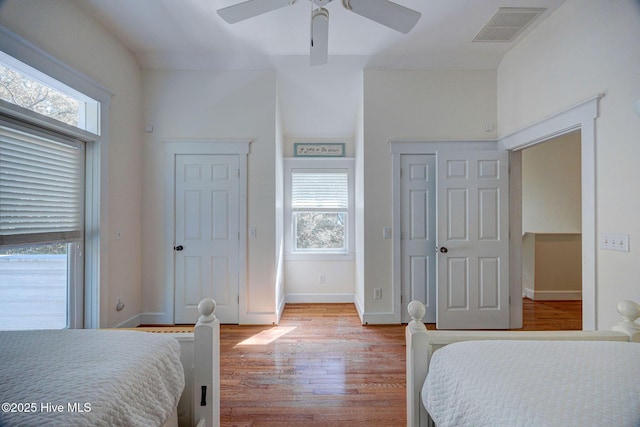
<box><xmin>423</xmin><ymin>340</ymin><xmax>640</xmax><ymax>427</ymax></box>
<box><xmin>0</xmin><ymin>329</ymin><xmax>185</xmax><ymax>427</ymax></box>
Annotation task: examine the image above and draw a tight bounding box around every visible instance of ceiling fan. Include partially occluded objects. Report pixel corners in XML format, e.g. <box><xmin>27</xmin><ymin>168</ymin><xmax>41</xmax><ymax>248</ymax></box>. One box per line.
<box><xmin>217</xmin><ymin>0</ymin><xmax>422</xmax><ymax>66</ymax></box>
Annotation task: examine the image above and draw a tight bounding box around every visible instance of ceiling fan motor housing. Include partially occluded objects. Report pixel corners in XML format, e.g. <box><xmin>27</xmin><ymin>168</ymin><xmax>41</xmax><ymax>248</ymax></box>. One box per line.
<box><xmin>311</xmin><ymin>0</ymin><xmax>333</xmax><ymax>6</ymax></box>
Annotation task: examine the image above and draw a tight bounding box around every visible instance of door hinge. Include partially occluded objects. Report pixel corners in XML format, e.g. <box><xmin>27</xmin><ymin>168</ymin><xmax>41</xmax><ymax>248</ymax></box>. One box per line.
<box><xmin>237</xmin><ymin>169</ymin><xmax>240</xmax><ymax>178</ymax></box>
<box><xmin>238</xmin><ymin>231</ymin><xmax>240</xmax><ymax>241</ymax></box>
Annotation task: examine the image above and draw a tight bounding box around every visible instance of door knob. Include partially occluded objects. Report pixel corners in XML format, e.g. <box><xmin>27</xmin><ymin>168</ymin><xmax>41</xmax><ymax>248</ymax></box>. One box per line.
<box><xmin>439</xmin><ymin>247</ymin><xmax>448</xmax><ymax>253</ymax></box>
<box><xmin>174</xmin><ymin>245</ymin><xmax>184</xmax><ymax>251</ymax></box>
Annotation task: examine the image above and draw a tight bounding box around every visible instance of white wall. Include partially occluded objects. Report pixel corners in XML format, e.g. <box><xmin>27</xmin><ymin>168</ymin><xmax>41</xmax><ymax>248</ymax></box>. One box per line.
<box><xmin>284</xmin><ymin>261</ymin><xmax>355</xmax><ymax>302</ymax></box>
<box><xmin>362</xmin><ymin>69</ymin><xmax>497</xmax><ymax>322</ymax></box>
<box><xmin>0</xmin><ymin>0</ymin><xmax>144</xmax><ymax>328</ymax></box>
<box><xmin>275</xmin><ymin>56</ymin><xmax>365</xmax><ymax>139</ymax></box>
<box><xmin>497</xmin><ymin>0</ymin><xmax>640</xmax><ymax>329</ymax></box>
<box><xmin>141</xmin><ymin>69</ymin><xmax>279</xmax><ymax>324</ymax></box>
<box><xmin>522</xmin><ymin>132</ymin><xmax>581</xmax><ymax>233</ymax></box>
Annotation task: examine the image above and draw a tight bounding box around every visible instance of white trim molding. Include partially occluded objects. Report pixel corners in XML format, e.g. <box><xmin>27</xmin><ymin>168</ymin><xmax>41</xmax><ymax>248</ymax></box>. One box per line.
<box><xmin>285</xmin><ymin>294</ymin><xmax>355</xmax><ymax>304</ymax></box>
<box><xmin>524</xmin><ymin>289</ymin><xmax>583</xmax><ymax>301</ymax></box>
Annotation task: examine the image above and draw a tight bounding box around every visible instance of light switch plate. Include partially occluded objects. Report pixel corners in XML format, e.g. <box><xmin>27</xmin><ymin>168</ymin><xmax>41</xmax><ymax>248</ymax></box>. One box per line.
<box><xmin>600</xmin><ymin>233</ymin><xmax>630</xmax><ymax>252</ymax></box>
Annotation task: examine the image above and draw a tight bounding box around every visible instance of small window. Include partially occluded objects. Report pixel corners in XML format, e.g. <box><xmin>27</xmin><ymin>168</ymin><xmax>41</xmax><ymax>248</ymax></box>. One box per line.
<box><xmin>284</xmin><ymin>158</ymin><xmax>354</xmax><ymax>259</ymax></box>
<box><xmin>292</xmin><ymin>171</ymin><xmax>348</xmax><ymax>252</ymax></box>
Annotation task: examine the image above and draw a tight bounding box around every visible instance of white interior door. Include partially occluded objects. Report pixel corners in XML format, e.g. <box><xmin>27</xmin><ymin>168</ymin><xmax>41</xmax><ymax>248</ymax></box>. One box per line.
<box><xmin>174</xmin><ymin>154</ymin><xmax>240</xmax><ymax>324</ymax></box>
<box><xmin>436</xmin><ymin>150</ymin><xmax>509</xmax><ymax>329</ymax></box>
<box><xmin>401</xmin><ymin>154</ymin><xmax>436</xmax><ymax>323</ymax></box>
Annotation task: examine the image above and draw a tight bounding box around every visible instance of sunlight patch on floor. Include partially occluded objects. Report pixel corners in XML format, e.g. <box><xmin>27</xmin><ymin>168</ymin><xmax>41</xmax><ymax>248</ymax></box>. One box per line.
<box><xmin>236</xmin><ymin>326</ymin><xmax>296</xmax><ymax>346</ymax></box>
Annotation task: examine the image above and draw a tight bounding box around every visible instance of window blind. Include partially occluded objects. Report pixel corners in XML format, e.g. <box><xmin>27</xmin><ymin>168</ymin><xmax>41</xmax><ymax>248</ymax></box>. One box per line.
<box><xmin>0</xmin><ymin>124</ymin><xmax>84</xmax><ymax>246</ymax></box>
<box><xmin>291</xmin><ymin>171</ymin><xmax>348</xmax><ymax>211</ymax></box>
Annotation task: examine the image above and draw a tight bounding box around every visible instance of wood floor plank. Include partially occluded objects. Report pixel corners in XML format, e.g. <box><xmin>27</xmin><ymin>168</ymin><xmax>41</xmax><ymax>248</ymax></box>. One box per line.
<box><xmin>218</xmin><ymin>299</ymin><xmax>580</xmax><ymax>426</ymax></box>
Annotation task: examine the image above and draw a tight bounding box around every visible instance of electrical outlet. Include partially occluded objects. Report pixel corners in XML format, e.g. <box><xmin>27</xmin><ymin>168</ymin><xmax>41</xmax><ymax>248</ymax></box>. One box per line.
<box><xmin>383</xmin><ymin>227</ymin><xmax>391</xmax><ymax>239</ymax></box>
<box><xmin>374</xmin><ymin>288</ymin><xmax>382</xmax><ymax>300</ymax></box>
<box><xmin>601</xmin><ymin>233</ymin><xmax>630</xmax><ymax>252</ymax></box>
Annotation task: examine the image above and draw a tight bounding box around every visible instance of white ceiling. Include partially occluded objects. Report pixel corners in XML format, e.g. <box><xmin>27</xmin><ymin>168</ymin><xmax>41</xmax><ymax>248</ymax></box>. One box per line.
<box><xmin>77</xmin><ymin>0</ymin><xmax>567</xmax><ymax>137</ymax></box>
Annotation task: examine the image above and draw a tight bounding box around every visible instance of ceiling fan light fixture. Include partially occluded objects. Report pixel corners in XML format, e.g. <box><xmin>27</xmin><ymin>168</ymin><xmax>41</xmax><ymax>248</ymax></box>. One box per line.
<box><xmin>217</xmin><ymin>0</ymin><xmax>421</xmax><ymax>65</ymax></box>
<box><xmin>310</xmin><ymin>7</ymin><xmax>329</xmax><ymax>66</ymax></box>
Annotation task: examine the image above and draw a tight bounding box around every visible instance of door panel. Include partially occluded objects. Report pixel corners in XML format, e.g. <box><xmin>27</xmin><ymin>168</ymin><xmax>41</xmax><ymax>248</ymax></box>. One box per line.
<box><xmin>437</xmin><ymin>151</ymin><xmax>509</xmax><ymax>329</ymax></box>
<box><xmin>447</xmin><ymin>257</ymin><xmax>468</xmax><ymax>309</ymax></box>
<box><xmin>175</xmin><ymin>154</ymin><xmax>239</xmax><ymax>324</ymax></box>
<box><xmin>401</xmin><ymin>154</ymin><xmax>436</xmax><ymax>323</ymax></box>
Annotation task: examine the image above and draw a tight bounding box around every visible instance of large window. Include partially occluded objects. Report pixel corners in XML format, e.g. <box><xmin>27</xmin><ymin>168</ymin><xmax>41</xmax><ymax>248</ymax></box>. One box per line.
<box><xmin>0</xmin><ymin>120</ymin><xmax>85</xmax><ymax>330</ymax></box>
<box><xmin>0</xmin><ymin>48</ymin><xmax>97</xmax><ymax>330</ymax></box>
<box><xmin>284</xmin><ymin>158</ymin><xmax>355</xmax><ymax>258</ymax></box>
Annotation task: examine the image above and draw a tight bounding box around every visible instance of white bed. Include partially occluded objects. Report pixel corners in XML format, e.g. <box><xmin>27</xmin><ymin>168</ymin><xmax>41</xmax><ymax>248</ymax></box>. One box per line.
<box><xmin>0</xmin><ymin>298</ymin><xmax>219</xmax><ymax>427</ymax></box>
<box><xmin>406</xmin><ymin>299</ymin><xmax>640</xmax><ymax>427</ymax></box>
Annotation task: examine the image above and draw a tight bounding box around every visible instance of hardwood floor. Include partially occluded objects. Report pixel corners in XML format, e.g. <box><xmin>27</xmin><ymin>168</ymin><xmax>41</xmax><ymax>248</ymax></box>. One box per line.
<box><xmin>220</xmin><ymin>304</ymin><xmax>405</xmax><ymax>426</ymax></box>
<box><xmin>520</xmin><ymin>298</ymin><xmax>582</xmax><ymax>331</ymax></box>
<box><xmin>219</xmin><ymin>299</ymin><xmax>581</xmax><ymax>426</ymax></box>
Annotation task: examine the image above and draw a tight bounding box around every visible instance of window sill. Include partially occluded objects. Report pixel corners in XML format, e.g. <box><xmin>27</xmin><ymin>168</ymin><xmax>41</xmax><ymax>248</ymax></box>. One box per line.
<box><xmin>284</xmin><ymin>252</ymin><xmax>355</xmax><ymax>262</ymax></box>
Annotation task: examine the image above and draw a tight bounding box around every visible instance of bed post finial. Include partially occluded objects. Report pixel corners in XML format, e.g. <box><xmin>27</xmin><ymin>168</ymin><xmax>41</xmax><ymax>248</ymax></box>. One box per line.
<box><xmin>613</xmin><ymin>300</ymin><xmax>640</xmax><ymax>341</ymax></box>
<box><xmin>194</xmin><ymin>298</ymin><xmax>220</xmax><ymax>427</ymax></box>
<box><xmin>197</xmin><ymin>298</ymin><xmax>217</xmax><ymax>324</ymax></box>
<box><xmin>407</xmin><ymin>300</ymin><xmax>427</xmax><ymax>332</ymax></box>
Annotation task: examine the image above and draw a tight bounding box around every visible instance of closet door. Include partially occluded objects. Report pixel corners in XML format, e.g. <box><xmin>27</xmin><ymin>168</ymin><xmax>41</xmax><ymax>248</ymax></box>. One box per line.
<box><xmin>400</xmin><ymin>154</ymin><xmax>436</xmax><ymax>323</ymax></box>
<box><xmin>436</xmin><ymin>150</ymin><xmax>509</xmax><ymax>329</ymax></box>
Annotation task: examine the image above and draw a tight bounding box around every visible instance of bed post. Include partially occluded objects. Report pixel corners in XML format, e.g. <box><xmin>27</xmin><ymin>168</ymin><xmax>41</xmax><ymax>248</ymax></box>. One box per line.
<box><xmin>406</xmin><ymin>301</ymin><xmax>431</xmax><ymax>427</ymax></box>
<box><xmin>193</xmin><ymin>298</ymin><xmax>220</xmax><ymax>427</ymax></box>
<box><xmin>612</xmin><ymin>300</ymin><xmax>640</xmax><ymax>342</ymax></box>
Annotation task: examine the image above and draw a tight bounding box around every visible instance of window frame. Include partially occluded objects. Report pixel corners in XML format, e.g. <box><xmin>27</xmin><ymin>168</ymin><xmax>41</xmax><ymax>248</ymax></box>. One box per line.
<box><xmin>284</xmin><ymin>157</ymin><xmax>355</xmax><ymax>261</ymax></box>
<box><xmin>0</xmin><ymin>25</ymin><xmax>111</xmax><ymax>329</ymax></box>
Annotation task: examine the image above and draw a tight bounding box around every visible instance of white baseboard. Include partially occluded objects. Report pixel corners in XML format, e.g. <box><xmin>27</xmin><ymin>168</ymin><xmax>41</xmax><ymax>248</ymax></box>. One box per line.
<box><xmin>114</xmin><ymin>313</ymin><xmax>141</xmax><ymax>328</ymax></box>
<box><xmin>285</xmin><ymin>293</ymin><xmax>355</xmax><ymax>304</ymax></box>
<box><xmin>240</xmin><ymin>312</ymin><xmax>278</xmax><ymax>325</ymax></box>
<box><xmin>524</xmin><ymin>288</ymin><xmax>582</xmax><ymax>301</ymax></box>
<box><xmin>361</xmin><ymin>311</ymin><xmax>400</xmax><ymax>325</ymax></box>
<box><xmin>139</xmin><ymin>312</ymin><xmax>172</xmax><ymax>325</ymax></box>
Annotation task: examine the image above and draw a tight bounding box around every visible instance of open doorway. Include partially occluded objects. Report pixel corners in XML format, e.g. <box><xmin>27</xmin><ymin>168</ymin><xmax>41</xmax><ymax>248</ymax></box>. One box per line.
<box><xmin>520</xmin><ymin>131</ymin><xmax>582</xmax><ymax>329</ymax></box>
<box><xmin>522</xmin><ymin>132</ymin><xmax>582</xmax><ymax>299</ymax></box>
<box><xmin>503</xmin><ymin>96</ymin><xmax>599</xmax><ymax>331</ymax></box>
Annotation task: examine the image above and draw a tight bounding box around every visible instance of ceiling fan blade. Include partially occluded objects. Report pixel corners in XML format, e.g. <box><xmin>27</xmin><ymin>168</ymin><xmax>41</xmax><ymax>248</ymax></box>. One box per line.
<box><xmin>218</xmin><ymin>0</ymin><xmax>298</xmax><ymax>24</ymax></box>
<box><xmin>310</xmin><ymin>8</ymin><xmax>329</xmax><ymax>66</ymax></box>
<box><xmin>343</xmin><ymin>0</ymin><xmax>421</xmax><ymax>34</ymax></box>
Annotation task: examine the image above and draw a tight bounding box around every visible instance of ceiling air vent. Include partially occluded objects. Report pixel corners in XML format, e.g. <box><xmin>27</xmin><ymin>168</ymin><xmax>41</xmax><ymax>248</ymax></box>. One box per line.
<box><xmin>473</xmin><ymin>7</ymin><xmax>546</xmax><ymax>42</ymax></box>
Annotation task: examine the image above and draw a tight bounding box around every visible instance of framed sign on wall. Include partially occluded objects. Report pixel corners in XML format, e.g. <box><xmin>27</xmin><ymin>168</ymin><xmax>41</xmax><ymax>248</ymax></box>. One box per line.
<box><xmin>294</xmin><ymin>142</ymin><xmax>345</xmax><ymax>157</ymax></box>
